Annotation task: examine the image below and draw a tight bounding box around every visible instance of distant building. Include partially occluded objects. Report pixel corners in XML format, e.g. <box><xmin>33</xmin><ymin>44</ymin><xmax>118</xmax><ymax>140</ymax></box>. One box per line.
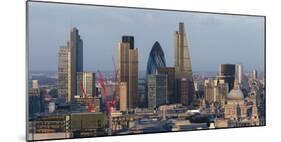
<box><xmin>147</xmin><ymin>74</ymin><xmax>168</xmax><ymax>108</ymax></box>
<box><xmin>235</xmin><ymin>64</ymin><xmax>243</xmax><ymax>85</ymax></box>
<box><xmin>118</xmin><ymin>36</ymin><xmax>138</xmax><ymax>109</ymax></box>
<box><xmin>58</xmin><ymin>45</ymin><xmax>70</xmax><ymax>102</ymax></box>
<box><xmin>222</xmin><ymin>81</ymin><xmax>259</xmax><ymax>126</ymax></box>
<box><xmin>72</xmin><ymin>97</ymin><xmax>100</xmax><ymax>112</ymax></box>
<box><xmin>32</xmin><ymin>80</ymin><xmax>39</xmax><ymax>89</ymax></box>
<box><xmin>217</xmin><ymin>64</ymin><xmax>235</xmax><ymax>91</ymax></box>
<box><xmin>174</xmin><ymin>22</ymin><xmax>195</xmax><ymax>105</ymax></box>
<box><xmin>252</xmin><ymin>69</ymin><xmax>257</xmax><ymax>80</ymax></box>
<box><xmin>76</xmin><ymin>72</ymin><xmax>95</xmax><ymax>98</ymax></box>
<box><xmin>29</xmin><ymin>80</ymin><xmax>41</xmax><ymax>118</ymax></box>
<box><xmin>204</xmin><ymin>79</ymin><xmax>229</xmax><ymax>106</ymax></box>
<box><xmin>158</xmin><ymin>67</ymin><xmax>176</xmax><ymax>104</ymax></box>
<box><xmin>30</xmin><ymin>114</ymin><xmax>69</xmax><ymax>133</ymax></box>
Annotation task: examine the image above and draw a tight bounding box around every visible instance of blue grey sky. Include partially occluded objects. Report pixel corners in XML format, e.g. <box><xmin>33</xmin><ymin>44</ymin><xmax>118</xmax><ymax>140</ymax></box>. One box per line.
<box><xmin>28</xmin><ymin>2</ymin><xmax>265</xmax><ymax>72</ymax></box>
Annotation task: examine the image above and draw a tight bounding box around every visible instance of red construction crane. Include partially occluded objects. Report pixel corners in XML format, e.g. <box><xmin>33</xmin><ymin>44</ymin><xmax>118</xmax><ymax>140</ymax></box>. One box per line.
<box><xmin>79</xmin><ymin>78</ymin><xmax>94</xmax><ymax>112</ymax></box>
<box><xmin>97</xmin><ymin>56</ymin><xmax>120</xmax><ymax>114</ymax></box>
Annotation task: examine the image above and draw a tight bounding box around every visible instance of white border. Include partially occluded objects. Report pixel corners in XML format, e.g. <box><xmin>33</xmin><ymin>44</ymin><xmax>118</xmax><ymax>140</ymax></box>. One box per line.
<box><xmin>1</xmin><ymin>0</ymin><xmax>280</xmax><ymax>142</ymax></box>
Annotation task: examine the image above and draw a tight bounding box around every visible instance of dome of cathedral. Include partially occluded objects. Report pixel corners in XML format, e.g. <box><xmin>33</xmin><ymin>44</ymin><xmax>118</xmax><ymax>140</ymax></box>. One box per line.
<box><xmin>227</xmin><ymin>87</ymin><xmax>244</xmax><ymax>100</ymax></box>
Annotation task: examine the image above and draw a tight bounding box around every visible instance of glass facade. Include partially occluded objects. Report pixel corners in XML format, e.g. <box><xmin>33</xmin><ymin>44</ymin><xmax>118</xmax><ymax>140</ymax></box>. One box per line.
<box><xmin>146</xmin><ymin>41</ymin><xmax>166</xmax><ymax>76</ymax></box>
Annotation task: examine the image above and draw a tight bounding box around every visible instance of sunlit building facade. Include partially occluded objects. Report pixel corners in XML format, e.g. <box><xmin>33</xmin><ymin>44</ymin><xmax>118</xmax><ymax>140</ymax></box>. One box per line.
<box><xmin>174</xmin><ymin>22</ymin><xmax>195</xmax><ymax>105</ymax></box>
<box><xmin>118</xmin><ymin>36</ymin><xmax>139</xmax><ymax>109</ymax></box>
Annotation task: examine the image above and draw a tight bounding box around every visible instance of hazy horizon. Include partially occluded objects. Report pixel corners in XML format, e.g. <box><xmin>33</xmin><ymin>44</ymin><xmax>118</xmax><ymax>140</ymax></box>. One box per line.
<box><xmin>28</xmin><ymin>2</ymin><xmax>265</xmax><ymax>72</ymax></box>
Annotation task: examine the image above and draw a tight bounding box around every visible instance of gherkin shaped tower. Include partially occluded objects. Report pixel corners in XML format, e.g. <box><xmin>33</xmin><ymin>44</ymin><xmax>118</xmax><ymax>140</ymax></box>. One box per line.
<box><xmin>146</xmin><ymin>41</ymin><xmax>166</xmax><ymax>76</ymax></box>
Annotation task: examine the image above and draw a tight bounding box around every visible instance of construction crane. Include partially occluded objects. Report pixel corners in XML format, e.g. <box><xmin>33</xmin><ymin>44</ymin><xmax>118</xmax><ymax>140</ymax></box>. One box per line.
<box><xmin>77</xmin><ymin>55</ymin><xmax>119</xmax><ymax>114</ymax></box>
<box><xmin>97</xmin><ymin>56</ymin><xmax>120</xmax><ymax>114</ymax></box>
<box><xmin>78</xmin><ymin>78</ymin><xmax>94</xmax><ymax>112</ymax></box>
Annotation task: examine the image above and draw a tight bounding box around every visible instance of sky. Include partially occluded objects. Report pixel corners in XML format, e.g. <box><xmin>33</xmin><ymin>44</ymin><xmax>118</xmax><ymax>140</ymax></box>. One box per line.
<box><xmin>28</xmin><ymin>1</ymin><xmax>265</xmax><ymax>72</ymax></box>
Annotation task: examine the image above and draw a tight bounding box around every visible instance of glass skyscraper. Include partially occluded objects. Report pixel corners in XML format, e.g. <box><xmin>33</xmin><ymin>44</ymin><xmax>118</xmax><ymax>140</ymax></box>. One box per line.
<box><xmin>146</xmin><ymin>41</ymin><xmax>166</xmax><ymax>76</ymax></box>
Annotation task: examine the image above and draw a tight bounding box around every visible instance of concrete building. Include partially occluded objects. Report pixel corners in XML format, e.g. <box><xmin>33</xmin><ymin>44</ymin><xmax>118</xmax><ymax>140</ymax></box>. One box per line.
<box><xmin>76</xmin><ymin>72</ymin><xmax>95</xmax><ymax>98</ymax></box>
<box><xmin>235</xmin><ymin>64</ymin><xmax>243</xmax><ymax>85</ymax></box>
<box><xmin>204</xmin><ymin>79</ymin><xmax>229</xmax><ymax>106</ymax></box>
<box><xmin>58</xmin><ymin>46</ymin><xmax>70</xmax><ymax>101</ymax></box>
<box><xmin>28</xmin><ymin>114</ymin><xmax>70</xmax><ymax>141</ymax></box>
<box><xmin>147</xmin><ymin>74</ymin><xmax>168</xmax><ymax>108</ymax></box>
<box><xmin>70</xmin><ymin>112</ymin><xmax>105</xmax><ymax>137</ymax></box>
<box><xmin>224</xmin><ymin>81</ymin><xmax>259</xmax><ymax>125</ymax></box>
<box><xmin>72</xmin><ymin>97</ymin><xmax>100</xmax><ymax>112</ymax></box>
<box><xmin>118</xmin><ymin>36</ymin><xmax>139</xmax><ymax>109</ymax></box>
<box><xmin>224</xmin><ymin>87</ymin><xmax>247</xmax><ymax>120</ymax></box>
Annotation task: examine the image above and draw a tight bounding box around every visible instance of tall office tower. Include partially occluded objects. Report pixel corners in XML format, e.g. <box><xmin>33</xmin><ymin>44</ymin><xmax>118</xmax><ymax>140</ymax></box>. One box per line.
<box><xmin>158</xmin><ymin>67</ymin><xmax>175</xmax><ymax>104</ymax></box>
<box><xmin>252</xmin><ymin>69</ymin><xmax>257</xmax><ymax>80</ymax></box>
<box><xmin>146</xmin><ymin>41</ymin><xmax>166</xmax><ymax>75</ymax></box>
<box><xmin>235</xmin><ymin>64</ymin><xmax>243</xmax><ymax>85</ymax></box>
<box><xmin>67</xmin><ymin>27</ymin><xmax>83</xmax><ymax>103</ymax></box>
<box><xmin>174</xmin><ymin>22</ymin><xmax>195</xmax><ymax>105</ymax></box>
<box><xmin>58</xmin><ymin>46</ymin><xmax>70</xmax><ymax>102</ymax></box>
<box><xmin>218</xmin><ymin>64</ymin><xmax>236</xmax><ymax>91</ymax></box>
<box><xmin>147</xmin><ymin>74</ymin><xmax>168</xmax><ymax>108</ymax></box>
<box><xmin>118</xmin><ymin>36</ymin><xmax>138</xmax><ymax>109</ymax></box>
<box><xmin>29</xmin><ymin>80</ymin><xmax>41</xmax><ymax>118</ymax></box>
<box><xmin>76</xmin><ymin>72</ymin><xmax>95</xmax><ymax>98</ymax></box>
<box><xmin>119</xmin><ymin>82</ymin><xmax>128</xmax><ymax>111</ymax></box>
<box><xmin>122</xmin><ymin>36</ymin><xmax>134</xmax><ymax>49</ymax></box>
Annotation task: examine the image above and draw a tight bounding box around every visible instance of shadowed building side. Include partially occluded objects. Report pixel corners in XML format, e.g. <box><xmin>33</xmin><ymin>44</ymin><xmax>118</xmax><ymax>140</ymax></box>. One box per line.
<box><xmin>68</xmin><ymin>27</ymin><xmax>83</xmax><ymax>103</ymax></box>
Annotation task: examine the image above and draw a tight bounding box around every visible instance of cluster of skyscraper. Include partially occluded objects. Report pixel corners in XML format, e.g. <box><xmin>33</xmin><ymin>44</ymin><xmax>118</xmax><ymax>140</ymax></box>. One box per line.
<box><xmin>28</xmin><ymin>20</ymin><xmax>265</xmax><ymax>140</ymax></box>
<box><xmin>57</xmin><ymin>22</ymin><xmax>196</xmax><ymax>112</ymax></box>
<box><xmin>58</xmin><ymin>28</ymin><xmax>96</xmax><ymax>108</ymax></box>
<box><xmin>146</xmin><ymin>22</ymin><xmax>195</xmax><ymax>109</ymax></box>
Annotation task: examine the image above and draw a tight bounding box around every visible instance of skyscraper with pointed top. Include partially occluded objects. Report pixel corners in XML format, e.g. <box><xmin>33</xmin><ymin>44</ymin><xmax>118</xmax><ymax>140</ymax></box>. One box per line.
<box><xmin>174</xmin><ymin>22</ymin><xmax>195</xmax><ymax>105</ymax></box>
<box><xmin>174</xmin><ymin>22</ymin><xmax>193</xmax><ymax>79</ymax></box>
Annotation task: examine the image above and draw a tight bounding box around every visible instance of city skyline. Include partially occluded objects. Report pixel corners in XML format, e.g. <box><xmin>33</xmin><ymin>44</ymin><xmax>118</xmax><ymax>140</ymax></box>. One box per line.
<box><xmin>28</xmin><ymin>2</ymin><xmax>265</xmax><ymax>72</ymax></box>
<box><xmin>27</xmin><ymin>2</ymin><xmax>265</xmax><ymax>141</ymax></box>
